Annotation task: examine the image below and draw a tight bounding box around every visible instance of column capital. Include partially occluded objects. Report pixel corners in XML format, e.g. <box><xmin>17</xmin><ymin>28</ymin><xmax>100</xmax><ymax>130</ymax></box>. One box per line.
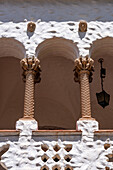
<box><xmin>20</xmin><ymin>56</ymin><xmax>41</xmax><ymax>83</ymax></box>
<box><xmin>74</xmin><ymin>56</ymin><xmax>94</xmax><ymax>83</ymax></box>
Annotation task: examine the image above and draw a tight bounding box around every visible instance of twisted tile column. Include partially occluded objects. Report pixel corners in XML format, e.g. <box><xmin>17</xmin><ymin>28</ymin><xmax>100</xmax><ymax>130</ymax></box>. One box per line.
<box><xmin>20</xmin><ymin>57</ymin><xmax>41</xmax><ymax>120</ymax></box>
<box><xmin>74</xmin><ymin>57</ymin><xmax>94</xmax><ymax>120</ymax></box>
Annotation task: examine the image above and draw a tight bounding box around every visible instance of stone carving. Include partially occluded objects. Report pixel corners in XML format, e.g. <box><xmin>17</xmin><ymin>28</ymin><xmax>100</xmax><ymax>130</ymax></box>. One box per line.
<box><xmin>41</xmin><ymin>154</ymin><xmax>49</xmax><ymax>162</ymax></box>
<box><xmin>20</xmin><ymin>57</ymin><xmax>41</xmax><ymax>119</ymax></box>
<box><xmin>74</xmin><ymin>56</ymin><xmax>94</xmax><ymax>83</ymax></box>
<box><xmin>53</xmin><ymin>144</ymin><xmax>61</xmax><ymax>152</ymax></box>
<box><xmin>41</xmin><ymin>165</ymin><xmax>49</xmax><ymax>170</ymax></box>
<box><xmin>52</xmin><ymin>154</ymin><xmax>61</xmax><ymax>162</ymax></box>
<box><xmin>52</xmin><ymin>165</ymin><xmax>61</xmax><ymax>170</ymax></box>
<box><xmin>20</xmin><ymin>56</ymin><xmax>41</xmax><ymax>83</ymax></box>
<box><xmin>79</xmin><ymin>20</ymin><xmax>87</xmax><ymax>32</ymax></box>
<box><xmin>74</xmin><ymin>57</ymin><xmax>94</xmax><ymax>119</ymax></box>
<box><xmin>104</xmin><ymin>139</ymin><xmax>111</xmax><ymax>150</ymax></box>
<box><xmin>41</xmin><ymin>144</ymin><xmax>49</xmax><ymax>152</ymax></box>
<box><xmin>27</xmin><ymin>21</ymin><xmax>36</xmax><ymax>32</ymax></box>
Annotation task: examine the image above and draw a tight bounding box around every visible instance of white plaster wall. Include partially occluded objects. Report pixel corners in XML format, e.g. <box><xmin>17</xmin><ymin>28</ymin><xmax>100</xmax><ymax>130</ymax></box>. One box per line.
<box><xmin>0</xmin><ymin>21</ymin><xmax>113</xmax><ymax>58</ymax></box>
<box><xmin>0</xmin><ymin>0</ymin><xmax>113</xmax><ymax>57</ymax></box>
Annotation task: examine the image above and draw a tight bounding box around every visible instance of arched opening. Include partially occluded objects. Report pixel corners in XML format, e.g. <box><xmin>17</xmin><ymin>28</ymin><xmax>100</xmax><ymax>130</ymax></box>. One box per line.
<box><xmin>90</xmin><ymin>37</ymin><xmax>113</xmax><ymax>129</ymax></box>
<box><xmin>35</xmin><ymin>37</ymin><xmax>80</xmax><ymax>130</ymax></box>
<box><xmin>0</xmin><ymin>38</ymin><xmax>25</xmax><ymax>129</ymax></box>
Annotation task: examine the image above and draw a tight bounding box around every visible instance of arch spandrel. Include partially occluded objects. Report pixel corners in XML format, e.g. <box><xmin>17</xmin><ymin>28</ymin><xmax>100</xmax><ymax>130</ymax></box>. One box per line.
<box><xmin>90</xmin><ymin>37</ymin><xmax>113</xmax><ymax>129</ymax></box>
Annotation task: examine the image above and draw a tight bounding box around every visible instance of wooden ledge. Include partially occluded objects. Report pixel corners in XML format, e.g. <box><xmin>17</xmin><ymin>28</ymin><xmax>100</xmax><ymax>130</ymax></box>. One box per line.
<box><xmin>95</xmin><ymin>130</ymin><xmax>113</xmax><ymax>132</ymax></box>
<box><xmin>33</xmin><ymin>130</ymin><xmax>82</xmax><ymax>136</ymax></box>
<box><xmin>0</xmin><ymin>129</ymin><xmax>113</xmax><ymax>137</ymax></box>
<box><xmin>95</xmin><ymin>130</ymin><xmax>113</xmax><ymax>135</ymax></box>
<box><xmin>0</xmin><ymin>130</ymin><xmax>20</xmax><ymax>136</ymax></box>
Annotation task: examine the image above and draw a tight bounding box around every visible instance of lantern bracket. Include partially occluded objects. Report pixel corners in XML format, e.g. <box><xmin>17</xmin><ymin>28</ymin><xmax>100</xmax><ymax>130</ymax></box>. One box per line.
<box><xmin>96</xmin><ymin>58</ymin><xmax>110</xmax><ymax>108</ymax></box>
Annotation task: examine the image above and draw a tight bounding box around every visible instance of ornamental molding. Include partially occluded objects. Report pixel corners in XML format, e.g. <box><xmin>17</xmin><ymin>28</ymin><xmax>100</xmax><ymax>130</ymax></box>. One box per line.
<box><xmin>79</xmin><ymin>20</ymin><xmax>87</xmax><ymax>32</ymax></box>
<box><xmin>20</xmin><ymin>56</ymin><xmax>41</xmax><ymax>83</ymax></box>
<box><xmin>27</xmin><ymin>21</ymin><xmax>36</xmax><ymax>32</ymax></box>
<box><xmin>74</xmin><ymin>57</ymin><xmax>94</xmax><ymax>83</ymax></box>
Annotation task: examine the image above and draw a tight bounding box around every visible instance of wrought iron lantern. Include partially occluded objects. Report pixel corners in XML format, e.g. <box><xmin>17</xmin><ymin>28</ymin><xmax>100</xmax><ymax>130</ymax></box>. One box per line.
<box><xmin>96</xmin><ymin>58</ymin><xmax>110</xmax><ymax>108</ymax></box>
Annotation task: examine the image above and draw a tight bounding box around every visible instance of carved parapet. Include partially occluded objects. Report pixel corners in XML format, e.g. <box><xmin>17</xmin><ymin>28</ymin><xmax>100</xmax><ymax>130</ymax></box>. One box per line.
<box><xmin>74</xmin><ymin>56</ymin><xmax>94</xmax><ymax>83</ymax></box>
<box><xmin>20</xmin><ymin>56</ymin><xmax>41</xmax><ymax>83</ymax></box>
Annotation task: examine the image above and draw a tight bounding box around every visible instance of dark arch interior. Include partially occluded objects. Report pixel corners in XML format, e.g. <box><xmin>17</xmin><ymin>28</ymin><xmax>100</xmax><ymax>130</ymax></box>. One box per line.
<box><xmin>0</xmin><ymin>57</ymin><xmax>24</xmax><ymax>129</ymax></box>
<box><xmin>35</xmin><ymin>56</ymin><xmax>80</xmax><ymax>130</ymax></box>
<box><xmin>91</xmin><ymin>38</ymin><xmax>113</xmax><ymax>129</ymax></box>
<box><xmin>35</xmin><ymin>38</ymin><xmax>80</xmax><ymax>130</ymax></box>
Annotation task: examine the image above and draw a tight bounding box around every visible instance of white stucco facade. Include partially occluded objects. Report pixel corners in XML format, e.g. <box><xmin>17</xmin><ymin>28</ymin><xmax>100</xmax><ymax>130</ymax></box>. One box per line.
<box><xmin>0</xmin><ymin>120</ymin><xmax>113</xmax><ymax>170</ymax></box>
<box><xmin>0</xmin><ymin>0</ymin><xmax>113</xmax><ymax>169</ymax></box>
<box><xmin>0</xmin><ymin>0</ymin><xmax>113</xmax><ymax>58</ymax></box>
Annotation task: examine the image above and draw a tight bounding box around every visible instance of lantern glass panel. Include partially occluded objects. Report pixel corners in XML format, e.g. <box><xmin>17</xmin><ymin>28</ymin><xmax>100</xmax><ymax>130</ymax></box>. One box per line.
<box><xmin>96</xmin><ymin>90</ymin><xmax>110</xmax><ymax>108</ymax></box>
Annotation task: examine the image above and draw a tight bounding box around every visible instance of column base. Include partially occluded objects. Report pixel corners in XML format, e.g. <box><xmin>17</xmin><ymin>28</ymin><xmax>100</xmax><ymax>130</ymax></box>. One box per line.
<box><xmin>16</xmin><ymin>118</ymin><xmax>38</xmax><ymax>132</ymax></box>
<box><xmin>76</xmin><ymin>118</ymin><xmax>99</xmax><ymax>132</ymax></box>
<box><xmin>76</xmin><ymin>119</ymin><xmax>99</xmax><ymax>142</ymax></box>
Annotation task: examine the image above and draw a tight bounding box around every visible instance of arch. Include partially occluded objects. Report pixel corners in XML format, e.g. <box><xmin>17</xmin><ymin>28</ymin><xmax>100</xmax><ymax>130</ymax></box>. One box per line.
<box><xmin>89</xmin><ymin>37</ymin><xmax>113</xmax><ymax>129</ymax></box>
<box><xmin>35</xmin><ymin>37</ymin><xmax>79</xmax><ymax>61</ymax></box>
<box><xmin>35</xmin><ymin>38</ymin><xmax>80</xmax><ymax>130</ymax></box>
<box><xmin>0</xmin><ymin>38</ymin><xmax>26</xmax><ymax>59</ymax></box>
<box><xmin>0</xmin><ymin>38</ymin><xmax>25</xmax><ymax>129</ymax></box>
<box><xmin>90</xmin><ymin>37</ymin><xmax>113</xmax><ymax>58</ymax></box>
<box><xmin>0</xmin><ymin>57</ymin><xmax>24</xmax><ymax>129</ymax></box>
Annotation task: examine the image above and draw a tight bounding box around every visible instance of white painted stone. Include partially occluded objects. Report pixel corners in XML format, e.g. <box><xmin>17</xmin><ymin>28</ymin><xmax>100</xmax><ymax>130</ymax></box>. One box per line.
<box><xmin>0</xmin><ymin>120</ymin><xmax>111</xmax><ymax>170</ymax></box>
<box><xmin>0</xmin><ymin>134</ymin><xmax>113</xmax><ymax>170</ymax></box>
<box><xmin>16</xmin><ymin>119</ymin><xmax>38</xmax><ymax>136</ymax></box>
<box><xmin>0</xmin><ymin>0</ymin><xmax>113</xmax><ymax>58</ymax></box>
<box><xmin>0</xmin><ymin>21</ymin><xmax>113</xmax><ymax>58</ymax></box>
<box><xmin>76</xmin><ymin>120</ymin><xmax>99</xmax><ymax>142</ymax></box>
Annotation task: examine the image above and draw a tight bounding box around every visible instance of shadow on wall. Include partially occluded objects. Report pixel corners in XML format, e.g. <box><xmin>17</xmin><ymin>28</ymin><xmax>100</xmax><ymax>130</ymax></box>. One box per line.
<box><xmin>35</xmin><ymin>57</ymin><xmax>80</xmax><ymax>130</ymax></box>
<box><xmin>0</xmin><ymin>37</ymin><xmax>26</xmax><ymax>129</ymax></box>
<box><xmin>0</xmin><ymin>57</ymin><xmax>24</xmax><ymax>129</ymax></box>
<box><xmin>90</xmin><ymin>37</ymin><xmax>113</xmax><ymax>129</ymax></box>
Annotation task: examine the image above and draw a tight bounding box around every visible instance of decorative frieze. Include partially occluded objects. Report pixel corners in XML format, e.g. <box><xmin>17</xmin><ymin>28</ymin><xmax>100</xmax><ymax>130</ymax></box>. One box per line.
<box><xmin>74</xmin><ymin>56</ymin><xmax>94</xmax><ymax>83</ymax></box>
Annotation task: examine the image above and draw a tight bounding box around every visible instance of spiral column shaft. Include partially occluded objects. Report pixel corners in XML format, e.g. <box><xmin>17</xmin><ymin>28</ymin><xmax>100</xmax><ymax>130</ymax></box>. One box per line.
<box><xmin>74</xmin><ymin>57</ymin><xmax>94</xmax><ymax>120</ymax></box>
<box><xmin>80</xmin><ymin>71</ymin><xmax>91</xmax><ymax>118</ymax></box>
<box><xmin>20</xmin><ymin>57</ymin><xmax>41</xmax><ymax>120</ymax></box>
<box><xmin>24</xmin><ymin>71</ymin><xmax>34</xmax><ymax>118</ymax></box>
